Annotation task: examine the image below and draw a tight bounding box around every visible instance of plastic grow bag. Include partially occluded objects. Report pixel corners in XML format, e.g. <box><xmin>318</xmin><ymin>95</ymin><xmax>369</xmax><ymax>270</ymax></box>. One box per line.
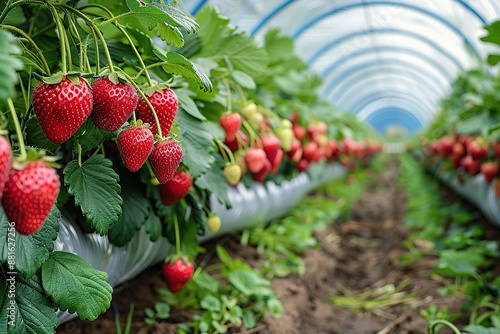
<box><xmin>56</xmin><ymin>162</ymin><xmax>346</xmax><ymax>323</ymax></box>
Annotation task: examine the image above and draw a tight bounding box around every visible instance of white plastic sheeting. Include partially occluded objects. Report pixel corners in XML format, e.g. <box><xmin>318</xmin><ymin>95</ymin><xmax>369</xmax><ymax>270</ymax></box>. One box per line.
<box><xmin>56</xmin><ymin>163</ymin><xmax>346</xmax><ymax>323</ymax></box>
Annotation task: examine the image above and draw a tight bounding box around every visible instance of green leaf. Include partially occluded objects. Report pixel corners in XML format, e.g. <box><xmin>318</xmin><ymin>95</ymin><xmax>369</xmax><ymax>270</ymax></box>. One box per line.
<box><xmin>228</xmin><ymin>270</ymin><xmax>272</xmax><ymax>297</ymax></box>
<box><xmin>0</xmin><ymin>30</ymin><xmax>23</xmax><ymax>100</ymax></box>
<box><xmin>155</xmin><ymin>24</ymin><xmax>184</xmax><ymax>48</ymax></box>
<box><xmin>154</xmin><ymin>51</ymin><xmax>212</xmax><ymax>92</ymax></box>
<box><xmin>200</xmin><ymin>295</ymin><xmax>220</xmax><ymax>312</ymax></box>
<box><xmin>73</xmin><ymin>119</ymin><xmax>116</xmax><ymax>151</ymax></box>
<box><xmin>64</xmin><ymin>155</ymin><xmax>122</xmax><ymax>234</ymax></box>
<box><xmin>3</xmin><ymin>5</ymin><xmax>26</xmax><ymax>26</ymax></box>
<box><xmin>145</xmin><ymin>209</ymin><xmax>162</xmax><ymax>242</ymax></box>
<box><xmin>481</xmin><ymin>21</ymin><xmax>500</xmax><ymax>46</ymax></box>
<box><xmin>231</xmin><ymin>70</ymin><xmax>256</xmax><ymax>90</ymax></box>
<box><xmin>195</xmin><ymin>7</ymin><xmax>269</xmax><ymax>78</ymax></box>
<box><xmin>177</xmin><ymin>108</ymin><xmax>215</xmax><ymax>178</ymax></box>
<box><xmin>154</xmin><ymin>302</ymin><xmax>171</xmax><ymax>319</ymax></box>
<box><xmin>0</xmin><ymin>206</ymin><xmax>60</xmax><ymax>278</ymax></box>
<box><xmin>267</xmin><ymin>298</ymin><xmax>284</xmax><ymax>317</ymax></box>
<box><xmin>242</xmin><ymin>311</ymin><xmax>256</xmax><ymax>329</ymax></box>
<box><xmin>41</xmin><ymin>251</ymin><xmax>112</xmax><ymax>320</ymax></box>
<box><xmin>487</xmin><ymin>54</ymin><xmax>500</xmax><ymax>66</ymax></box>
<box><xmin>24</xmin><ymin>117</ymin><xmax>59</xmax><ymax>152</ymax></box>
<box><xmin>0</xmin><ymin>273</ymin><xmax>58</xmax><ymax>334</ymax></box>
<box><xmin>175</xmin><ymin>89</ymin><xmax>206</xmax><ymax>121</ymax></box>
<box><xmin>434</xmin><ymin>250</ymin><xmax>485</xmax><ymax>277</ymax></box>
<box><xmin>108</xmin><ymin>174</ymin><xmax>150</xmax><ymax>246</ymax></box>
<box><xmin>195</xmin><ymin>155</ymin><xmax>231</xmax><ymax>208</ymax></box>
<box><xmin>464</xmin><ymin>325</ymin><xmax>500</xmax><ymax>334</ymax></box>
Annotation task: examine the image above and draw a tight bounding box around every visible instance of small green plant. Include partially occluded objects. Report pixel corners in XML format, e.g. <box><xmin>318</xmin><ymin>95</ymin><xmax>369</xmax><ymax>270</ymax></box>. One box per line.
<box><xmin>114</xmin><ymin>303</ymin><xmax>134</xmax><ymax>334</ymax></box>
<box><xmin>144</xmin><ymin>302</ymin><xmax>171</xmax><ymax>326</ymax></box>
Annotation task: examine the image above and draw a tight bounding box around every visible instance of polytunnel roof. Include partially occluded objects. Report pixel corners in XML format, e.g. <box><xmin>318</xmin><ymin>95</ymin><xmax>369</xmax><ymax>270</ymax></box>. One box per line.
<box><xmin>182</xmin><ymin>0</ymin><xmax>500</xmax><ymax>136</ymax></box>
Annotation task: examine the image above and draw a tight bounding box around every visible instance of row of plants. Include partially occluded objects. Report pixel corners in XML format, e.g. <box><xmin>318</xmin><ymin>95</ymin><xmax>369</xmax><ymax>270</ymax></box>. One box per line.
<box><xmin>141</xmin><ymin>158</ymin><xmax>378</xmax><ymax>333</ymax></box>
<box><xmin>399</xmin><ymin>153</ymin><xmax>500</xmax><ymax>334</ymax></box>
<box><xmin>0</xmin><ymin>0</ymin><xmax>381</xmax><ymax>331</ymax></box>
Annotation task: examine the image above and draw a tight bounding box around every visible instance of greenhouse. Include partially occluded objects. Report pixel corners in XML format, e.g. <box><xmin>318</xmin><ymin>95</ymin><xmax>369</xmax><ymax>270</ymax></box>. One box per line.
<box><xmin>1</xmin><ymin>0</ymin><xmax>500</xmax><ymax>333</ymax></box>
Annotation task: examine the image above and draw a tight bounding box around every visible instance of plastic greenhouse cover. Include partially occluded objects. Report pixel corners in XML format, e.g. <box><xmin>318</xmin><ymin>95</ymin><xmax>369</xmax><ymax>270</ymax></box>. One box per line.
<box><xmin>183</xmin><ymin>0</ymin><xmax>500</xmax><ymax>132</ymax></box>
<box><xmin>56</xmin><ymin>163</ymin><xmax>346</xmax><ymax>323</ymax></box>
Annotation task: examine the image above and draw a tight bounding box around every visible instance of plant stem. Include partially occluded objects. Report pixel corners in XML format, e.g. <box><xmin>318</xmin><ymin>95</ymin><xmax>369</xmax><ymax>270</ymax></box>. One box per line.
<box><xmin>174</xmin><ymin>212</ymin><xmax>181</xmax><ymax>257</ymax></box>
<box><xmin>49</xmin><ymin>5</ymin><xmax>68</xmax><ymax>74</ymax></box>
<box><xmin>215</xmin><ymin>137</ymin><xmax>235</xmax><ymax>164</ymax></box>
<box><xmin>61</xmin><ymin>5</ymin><xmax>114</xmax><ymax>73</ymax></box>
<box><xmin>223</xmin><ymin>79</ymin><xmax>232</xmax><ymax>112</ymax></box>
<box><xmin>0</xmin><ymin>24</ymin><xmax>51</xmax><ymax>74</ymax></box>
<box><xmin>116</xmin><ymin>69</ymin><xmax>162</xmax><ymax>137</ymax></box>
<box><xmin>79</xmin><ymin>4</ymin><xmax>153</xmax><ymax>85</ymax></box>
<box><xmin>96</xmin><ymin>11</ymin><xmax>135</xmax><ymax>26</ymax></box>
<box><xmin>428</xmin><ymin>320</ymin><xmax>461</xmax><ymax>334</ymax></box>
<box><xmin>0</xmin><ymin>0</ymin><xmax>15</xmax><ymax>24</ymax></box>
<box><xmin>77</xmin><ymin>143</ymin><xmax>82</xmax><ymax>167</ymax></box>
<box><xmin>7</xmin><ymin>98</ymin><xmax>27</xmax><ymax>161</ymax></box>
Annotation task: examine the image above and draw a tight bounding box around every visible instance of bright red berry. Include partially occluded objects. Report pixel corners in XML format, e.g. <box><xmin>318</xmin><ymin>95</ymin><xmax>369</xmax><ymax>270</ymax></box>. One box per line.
<box><xmin>162</xmin><ymin>258</ymin><xmax>194</xmax><ymax>293</ymax></box>
<box><xmin>252</xmin><ymin>159</ymin><xmax>271</xmax><ymax>182</ymax></box>
<box><xmin>91</xmin><ymin>77</ymin><xmax>139</xmax><ymax>132</ymax></box>
<box><xmin>481</xmin><ymin>162</ymin><xmax>499</xmax><ymax>183</ymax></box>
<box><xmin>220</xmin><ymin>113</ymin><xmax>242</xmax><ymax>142</ymax></box>
<box><xmin>0</xmin><ymin>137</ymin><xmax>12</xmax><ymax>201</ymax></box>
<box><xmin>2</xmin><ymin>161</ymin><xmax>60</xmax><ymax>235</ymax></box>
<box><xmin>159</xmin><ymin>171</ymin><xmax>192</xmax><ymax>206</ymax></box>
<box><xmin>261</xmin><ymin>134</ymin><xmax>281</xmax><ymax>163</ymax></box>
<box><xmin>117</xmin><ymin>125</ymin><xmax>154</xmax><ymax>172</ymax></box>
<box><xmin>149</xmin><ymin>139</ymin><xmax>183</xmax><ymax>184</ymax></box>
<box><xmin>33</xmin><ymin>76</ymin><xmax>93</xmax><ymax>143</ymax></box>
<box><xmin>244</xmin><ymin>148</ymin><xmax>267</xmax><ymax>174</ymax></box>
<box><xmin>135</xmin><ymin>88</ymin><xmax>178</xmax><ymax>136</ymax></box>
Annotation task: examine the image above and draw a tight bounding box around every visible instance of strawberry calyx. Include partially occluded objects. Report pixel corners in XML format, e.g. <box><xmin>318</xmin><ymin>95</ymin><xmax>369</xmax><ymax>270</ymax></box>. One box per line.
<box><xmin>12</xmin><ymin>148</ymin><xmax>60</xmax><ymax>170</ymax></box>
<box><xmin>34</xmin><ymin>71</ymin><xmax>91</xmax><ymax>86</ymax></box>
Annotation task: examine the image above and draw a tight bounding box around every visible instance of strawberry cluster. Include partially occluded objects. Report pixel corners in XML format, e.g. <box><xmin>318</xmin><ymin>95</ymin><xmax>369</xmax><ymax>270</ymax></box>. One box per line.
<box><xmin>422</xmin><ymin>134</ymin><xmax>500</xmax><ymax>194</ymax></box>
<box><xmin>218</xmin><ymin>105</ymin><xmax>382</xmax><ymax>186</ymax></box>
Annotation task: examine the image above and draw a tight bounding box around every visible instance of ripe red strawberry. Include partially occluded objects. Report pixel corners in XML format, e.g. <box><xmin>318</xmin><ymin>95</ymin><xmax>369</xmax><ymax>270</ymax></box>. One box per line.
<box><xmin>293</xmin><ymin>125</ymin><xmax>306</xmax><ymax>141</ymax></box>
<box><xmin>159</xmin><ymin>170</ymin><xmax>192</xmax><ymax>205</ymax></box>
<box><xmin>33</xmin><ymin>76</ymin><xmax>93</xmax><ymax>143</ymax></box>
<box><xmin>303</xmin><ymin>142</ymin><xmax>320</xmax><ymax>162</ymax></box>
<box><xmin>149</xmin><ymin>138</ymin><xmax>183</xmax><ymax>183</ymax></box>
<box><xmin>220</xmin><ymin>113</ymin><xmax>242</xmax><ymax>142</ymax></box>
<box><xmin>136</xmin><ymin>87</ymin><xmax>178</xmax><ymax>136</ymax></box>
<box><xmin>2</xmin><ymin>161</ymin><xmax>60</xmax><ymax>235</ymax></box>
<box><xmin>0</xmin><ymin>137</ymin><xmax>12</xmax><ymax>201</ymax></box>
<box><xmin>225</xmin><ymin>129</ymin><xmax>248</xmax><ymax>152</ymax></box>
<box><xmin>481</xmin><ymin>162</ymin><xmax>499</xmax><ymax>183</ymax></box>
<box><xmin>438</xmin><ymin>137</ymin><xmax>454</xmax><ymax>158</ymax></box>
<box><xmin>91</xmin><ymin>77</ymin><xmax>139</xmax><ymax>131</ymax></box>
<box><xmin>297</xmin><ymin>159</ymin><xmax>309</xmax><ymax>172</ymax></box>
<box><xmin>162</xmin><ymin>258</ymin><xmax>194</xmax><ymax>293</ymax></box>
<box><xmin>224</xmin><ymin>164</ymin><xmax>241</xmax><ymax>186</ymax></box>
<box><xmin>467</xmin><ymin>139</ymin><xmax>487</xmax><ymax>160</ymax></box>
<box><xmin>270</xmin><ymin>149</ymin><xmax>283</xmax><ymax>174</ymax></box>
<box><xmin>261</xmin><ymin>134</ymin><xmax>281</xmax><ymax>163</ymax></box>
<box><xmin>117</xmin><ymin>125</ymin><xmax>154</xmax><ymax>172</ymax></box>
<box><xmin>252</xmin><ymin>159</ymin><xmax>271</xmax><ymax>182</ymax></box>
<box><xmin>244</xmin><ymin>148</ymin><xmax>267</xmax><ymax>173</ymax></box>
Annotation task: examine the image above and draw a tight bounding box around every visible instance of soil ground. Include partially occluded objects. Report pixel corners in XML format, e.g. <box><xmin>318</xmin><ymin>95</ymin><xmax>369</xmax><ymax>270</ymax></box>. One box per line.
<box><xmin>57</xmin><ymin>157</ymin><xmax>485</xmax><ymax>334</ymax></box>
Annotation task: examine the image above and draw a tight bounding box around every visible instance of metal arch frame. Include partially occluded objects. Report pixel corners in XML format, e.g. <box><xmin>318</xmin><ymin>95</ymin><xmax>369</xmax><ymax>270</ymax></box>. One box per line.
<box><xmin>347</xmin><ymin>92</ymin><xmax>433</xmax><ymax>118</ymax></box>
<box><xmin>365</xmin><ymin>109</ymin><xmax>424</xmax><ymax>133</ymax></box>
<box><xmin>324</xmin><ymin>60</ymin><xmax>447</xmax><ymax>101</ymax></box>
<box><xmin>327</xmin><ymin>67</ymin><xmax>444</xmax><ymax>107</ymax></box>
<box><xmin>308</xmin><ymin>28</ymin><xmax>463</xmax><ymax>69</ymax></box>
<box><xmin>320</xmin><ymin>45</ymin><xmax>456</xmax><ymax>89</ymax></box>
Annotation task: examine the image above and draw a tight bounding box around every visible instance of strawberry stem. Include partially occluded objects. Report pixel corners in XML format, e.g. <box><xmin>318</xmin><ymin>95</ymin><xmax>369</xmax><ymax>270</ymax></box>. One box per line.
<box><xmin>61</xmin><ymin>5</ymin><xmax>115</xmax><ymax>74</ymax></box>
<box><xmin>223</xmin><ymin>79</ymin><xmax>232</xmax><ymax>113</ymax></box>
<box><xmin>173</xmin><ymin>212</ymin><xmax>181</xmax><ymax>257</ymax></box>
<box><xmin>242</xmin><ymin>120</ymin><xmax>261</xmax><ymax>149</ymax></box>
<box><xmin>77</xmin><ymin>143</ymin><xmax>82</xmax><ymax>167</ymax></box>
<box><xmin>0</xmin><ymin>25</ymin><xmax>51</xmax><ymax>75</ymax></box>
<box><xmin>214</xmin><ymin>137</ymin><xmax>235</xmax><ymax>164</ymax></box>
<box><xmin>115</xmin><ymin>69</ymin><xmax>163</xmax><ymax>137</ymax></box>
<box><xmin>67</xmin><ymin>17</ymin><xmax>86</xmax><ymax>73</ymax></box>
<box><xmin>79</xmin><ymin>4</ymin><xmax>153</xmax><ymax>86</ymax></box>
<box><xmin>49</xmin><ymin>5</ymin><xmax>68</xmax><ymax>74</ymax></box>
<box><xmin>227</xmin><ymin>79</ymin><xmax>247</xmax><ymax>104</ymax></box>
<box><xmin>7</xmin><ymin>98</ymin><xmax>27</xmax><ymax>161</ymax></box>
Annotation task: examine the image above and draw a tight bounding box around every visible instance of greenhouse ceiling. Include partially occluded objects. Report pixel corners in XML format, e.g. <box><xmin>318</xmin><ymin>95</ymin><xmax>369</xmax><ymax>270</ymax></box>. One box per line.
<box><xmin>181</xmin><ymin>0</ymin><xmax>500</xmax><ymax>135</ymax></box>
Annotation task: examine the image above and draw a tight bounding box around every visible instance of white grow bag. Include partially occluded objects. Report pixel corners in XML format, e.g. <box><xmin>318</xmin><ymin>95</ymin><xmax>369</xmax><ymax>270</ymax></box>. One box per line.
<box><xmin>56</xmin><ymin>163</ymin><xmax>346</xmax><ymax>323</ymax></box>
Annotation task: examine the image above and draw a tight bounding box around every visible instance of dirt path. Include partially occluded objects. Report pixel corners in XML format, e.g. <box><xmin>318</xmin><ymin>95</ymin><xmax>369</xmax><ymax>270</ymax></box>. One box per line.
<box><xmin>262</xmin><ymin>157</ymin><xmax>463</xmax><ymax>334</ymax></box>
<box><xmin>59</xmin><ymin>157</ymin><xmax>464</xmax><ymax>333</ymax></box>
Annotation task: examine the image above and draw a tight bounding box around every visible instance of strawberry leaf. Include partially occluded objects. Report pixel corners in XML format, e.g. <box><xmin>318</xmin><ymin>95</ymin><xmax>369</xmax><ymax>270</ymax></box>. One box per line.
<box><xmin>0</xmin><ymin>273</ymin><xmax>58</xmax><ymax>333</ymax></box>
<box><xmin>0</xmin><ymin>206</ymin><xmax>60</xmax><ymax>278</ymax></box>
<box><xmin>195</xmin><ymin>7</ymin><xmax>269</xmax><ymax>78</ymax></box>
<box><xmin>24</xmin><ymin>117</ymin><xmax>59</xmax><ymax>152</ymax></box>
<box><xmin>64</xmin><ymin>155</ymin><xmax>122</xmax><ymax>234</ymax></box>
<box><xmin>108</xmin><ymin>174</ymin><xmax>150</xmax><ymax>246</ymax></box>
<box><xmin>41</xmin><ymin>251</ymin><xmax>112</xmax><ymax>321</ymax></box>
<box><xmin>195</xmin><ymin>155</ymin><xmax>231</xmax><ymax>208</ymax></box>
<box><xmin>155</xmin><ymin>24</ymin><xmax>184</xmax><ymax>48</ymax></box>
<box><xmin>154</xmin><ymin>50</ymin><xmax>213</xmax><ymax>92</ymax></box>
<box><xmin>177</xmin><ymin>108</ymin><xmax>215</xmax><ymax>178</ymax></box>
<box><xmin>0</xmin><ymin>30</ymin><xmax>23</xmax><ymax>100</ymax></box>
<box><xmin>145</xmin><ymin>209</ymin><xmax>162</xmax><ymax>242</ymax></box>
<box><xmin>73</xmin><ymin>119</ymin><xmax>116</xmax><ymax>151</ymax></box>
<box><xmin>176</xmin><ymin>88</ymin><xmax>206</xmax><ymax>121</ymax></box>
